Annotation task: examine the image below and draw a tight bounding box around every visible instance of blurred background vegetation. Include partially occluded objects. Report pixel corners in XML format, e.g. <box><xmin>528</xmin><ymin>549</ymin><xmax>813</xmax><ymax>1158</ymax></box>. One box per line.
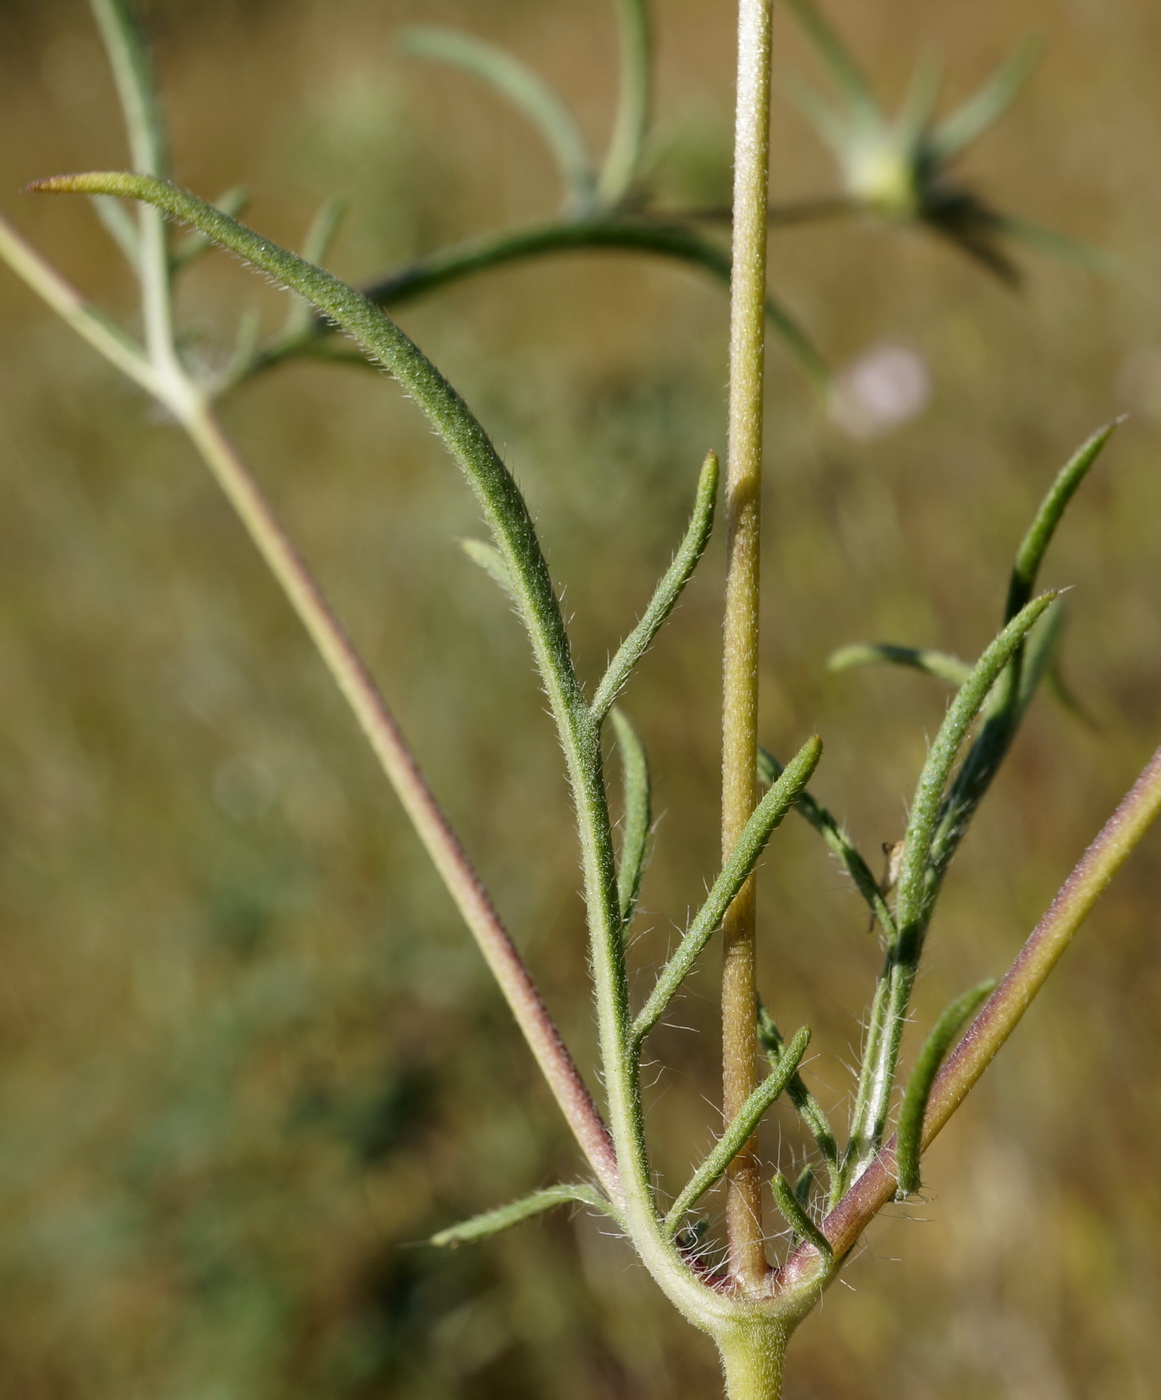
<box><xmin>0</xmin><ymin>0</ymin><xmax>1158</xmax><ymax>1396</ymax></box>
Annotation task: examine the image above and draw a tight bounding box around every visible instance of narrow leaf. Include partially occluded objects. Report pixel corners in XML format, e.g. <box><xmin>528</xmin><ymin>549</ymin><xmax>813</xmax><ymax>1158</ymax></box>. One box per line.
<box><xmin>784</xmin><ymin>76</ymin><xmax>853</xmax><ymax>156</ymax></box>
<box><xmin>990</xmin><ymin>215</ymin><xmax>1116</xmax><ymax>276</ymax></box>
<box><xmin>895</xmin><ymin>980</ymin><xmax>995</xmax><ymax>1196</ymax></box>
<box><xmin>172</xmin><ymin>186</ymin><xmax>249</xmax><ymax>270</ymax></box>
<box><xmin>828</xmin><ymin>642</ymin><xmax>971</xmax><ymax>687</ymax></box>
<box><xmin>664</xmin><ymin>1027</ymin><xmax>811</xmax><ymax>1233</ymax></box>
<box><xmin>31</xmin><ymin>175</ymin><xmax>584</xmax><ymax>737</ymax></box>
<box><xmin>931</xmin><ymin>39</ymin><xmax>1042</xmax><ymax>162</ymax></box>
<box><xmin>591</xmin><ymin>450</ymin><xmax>718</xmax><ymax>721</ymax></box>
<box><xmin>281</xmin><ymin>196</ymin><xmax>350</xmax><ymax>340</ymax></box>
<box><xmin>772</xmin><ymin>1170</ymin><xmax>832</xmax><ymax>1261</ymax></box>
<box><xmin>262</xmin><ymin>217</ymin><xmax>829</xmax><ymax>397</ymax></box>
<box><xmin>894</xmin><ymin>592</ymin><xmax>1058</xmax><ymax>939</ymax></box>
<box><xmin>758</xmin><ymin>1001</ymin><xmax>838</xmax><ymax>1177</ymax></box>
<box><xmin>1005</xmin><ymin>419</ymin><xmax>1120</xmax><ymax>623</ymax></box>
<box><xmin>599</xmin><ymin>0</ymin><xmax>651</xmax><ymax>203</ymax></box>
<box><xmin>758</xmin><ymin>747</ymin><xmax>896</xmax><ymax>942</ymax></box>
<box><xmin>90</xmin><ymin>193</ymin><xmax>139</xmax><ymax>267</ymax></box>
<box><xmin>784</xmin><ymin>0</ymin><xmax>879</xmax><ymax>118</ymax></box>
<box><xmin>431</xmin><ymin>1183</ymin><xmax>615</xmax><ymax>1247</ymax></box>
<box><xmin>896</xmin><ymin>53</ymin><xmax>943</xmax><ymax>147</ymax></box>
<box><xmin>633</xmin><ymin>736</ymin><xmax>823</xmax><ymax>1045</ymax></box>
<box><xmin>611</xmin><ymin>708</ymin><xmax>651</xmax><ymax>926</ymax></box>
<box><xmin>461</xmin><ymin>537</ymin><xmax>518</xmax><ymax>601</ymax></box>
<box><xmin>400</xmin><ymin>26</ymin><xmax>594</xmax><ymax>209</ymax></box>
<box><xmin>88</xmin><ymin>0</ymin><xmax>168</xmax><ymax>177</ymax></box>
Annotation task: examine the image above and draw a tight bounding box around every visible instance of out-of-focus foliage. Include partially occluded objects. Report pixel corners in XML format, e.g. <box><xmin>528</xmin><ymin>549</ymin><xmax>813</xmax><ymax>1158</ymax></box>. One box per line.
<box><xmin>0</xmin><ymin>0</ymin><xmax>1159</xmax><ymax>1397</ymax></box>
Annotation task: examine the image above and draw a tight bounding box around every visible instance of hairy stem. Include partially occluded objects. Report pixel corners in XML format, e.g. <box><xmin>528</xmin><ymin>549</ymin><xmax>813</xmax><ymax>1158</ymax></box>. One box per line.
<box><xmin>722</xmin><ymin>0</ymin><xmax>775</xmax><ymax>1290</ymax></box>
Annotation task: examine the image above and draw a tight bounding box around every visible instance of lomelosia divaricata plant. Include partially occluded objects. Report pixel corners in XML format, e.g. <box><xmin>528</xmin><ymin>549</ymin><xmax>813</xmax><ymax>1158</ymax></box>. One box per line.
<box><xmin>2</xmin><ymin>1</ymin><xmax>1158</xmax><ymax>1396</ymax></box>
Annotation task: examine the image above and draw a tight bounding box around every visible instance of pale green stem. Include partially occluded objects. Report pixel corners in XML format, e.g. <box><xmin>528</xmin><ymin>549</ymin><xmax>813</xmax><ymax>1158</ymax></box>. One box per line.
<box><xmin>717</xmin><ymin>1319</ymin><xmax>789</xmax><ymax>1400</ymax></box>
<box><xmin>722</xmin><ymin>0</ymin><xmax>774</xmax><ymax>1291</ymax></box>
<box><xmin>0</xmin><ymin>214</ymin><xmax>157</xmax><ymax>393</ymax></box>
<box><xmin>88</xmin><ymin>0</ymin><xmax>176</xmax><ymax>371</ymax></box>
<box><xmin>0</xmin><ymin>203</ymin><xmax>620</xmax><ymax>1203</ymax></box>
<box><xmin>175</xmin><ymin>395</ymin><xmax>622</xmax><ymax>1200</ymax></box>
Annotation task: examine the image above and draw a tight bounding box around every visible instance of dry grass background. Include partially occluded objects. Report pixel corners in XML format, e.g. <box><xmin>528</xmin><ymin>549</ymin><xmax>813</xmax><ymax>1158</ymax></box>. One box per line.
<box><xmin>0</xmin><ymin>0</ymin><xmax>1158</xmax><ymax>1396</ymax></box>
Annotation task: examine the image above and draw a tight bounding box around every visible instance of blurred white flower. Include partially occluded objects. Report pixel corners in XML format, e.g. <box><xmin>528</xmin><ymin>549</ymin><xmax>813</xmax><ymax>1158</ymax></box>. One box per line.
<box><xmin>830</xmin><ymin>342</ymin><xmax>932</xmax><ymax>440</ymax></box>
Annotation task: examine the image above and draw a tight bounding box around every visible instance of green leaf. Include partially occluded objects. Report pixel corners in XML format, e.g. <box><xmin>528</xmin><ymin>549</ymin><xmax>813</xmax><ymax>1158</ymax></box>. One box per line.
<box><xmin>431</xmin><ymin>1183</ymin><xmax>617</xmax><ymax>1247</ymax></box>
<box><xmin>600</xmin><ymin>0</ymin><xmax>652</xmax><ymax>203</ymax></box>
<box><xmin>90</xmin><ymin>193</ymin><xmax>140</xmax><ymax>267</ymax></box>
<box><xmin>894</xmin><ymin>592</ymin><xmax>1058</xmax><ymax>942</ymax></box>
<box><xmin>591</xmin><ymin>450</ymin><xmax>718</xmax><ymax>721</ymax></box>
<box><xmin>895</xmin><ymin>980</ymin><xmax>995</xmax><ymax>1196</ymax></box>
<box><xmin>632</xmin><ymin>735</ymin><xmax>823</xmax><ymax>1045</ymax></box>
<box><xmin>931</xmin><ymin>39</ymin><xmax>1042</xmax><ymax>162</ymax></box>
<box><xmin>247</xmin><ymin>217</ymin><xmax>829</xmax><ymax>397</ymax></box>
<box><xmin>1004</xmin><ymin>419</ymin><xmax>1120</xmax><ymax>623</ymax></box>
<box><xmin>929</xmin><ymin>424</ymin><xmax>1119</xmax><ymax>880</ymax></box>
<box><xmin>611</xmin><ymin>709</ymin><xmax>651</xmax><ymax>926</ymax></box>
<box><xmin>784</xmin><ymin>0</ymin><xmax>879</xmax><ymax>119</ymax></box>
<box><xmin>828</xmin><ymin>642</ymin><xmax>971</xmax><ymax>687</ymax></box>
<box><xmin>33</xmin><ymin>174</ymin><xmax>585</xmax><ymax>737</ymax></box>
<box><xmin>88</xmin><ymin>0</ymin><xmax>168</xmax><ymax>178</ymax></box>
<box><xmin>758</xmin><ymin>748</ymin><xmax>896</xmax><ymax>943</ymax></box>
<box><xmin>172</xmin><ymin>186</ymin><xmax>250</xmax><ymax>271</ymax></box>
<box><xmin>758</xmin><ymin>1001</ymin><xmax>838</xmax><ymax>1178</ymax></box>
<box><xmin>400</xmin><ymin>25</ymin><xmax>594</xmax><ymax>210</ymax></box>
<box><xmin>992</xmin><ymin>215</ymin><xmax>1116</xmax><ymax>276</ymax></box>
<box><xmin>664</xmin><ymin>1027</ymin><xmax>811</xmax><ymax>1234</ymax></box>
<box><xmin>281</xmin><ymin>195</ymin><xmax>350</xmax><ymax>341</ymax></box>
<box><xmin>460</xmin><ymin>537</ymin><xmax>518</xmax><ymax>602</ymax></box>
<box><xmin>771</xmin><ymin>1170</ymin><xmax>832</xmax><ymax>1262</ymax></box>
<box><xmin>895</xmin><ymin>54</ymin><xmax>943</xmax><ymax>147</ymax></box>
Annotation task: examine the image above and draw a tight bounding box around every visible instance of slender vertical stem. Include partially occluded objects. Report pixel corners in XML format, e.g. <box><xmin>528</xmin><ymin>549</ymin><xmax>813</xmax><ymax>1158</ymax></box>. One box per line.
<box><xmin>722</xmin><ymin>0</ymin><xmax>774</xmax><ymax>1290</ymax></box>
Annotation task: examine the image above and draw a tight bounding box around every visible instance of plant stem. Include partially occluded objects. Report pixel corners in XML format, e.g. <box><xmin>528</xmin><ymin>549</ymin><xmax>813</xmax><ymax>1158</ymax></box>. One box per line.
<box><xmin>722</xmin><ymin>0</ymin><xmax>774</xmax><ymax>1291</ymax></box>
<box><xmin>717</xmin><ymin>1318</ymin><xmax>788</xmax><ymax>1400</ymax></box>
<box><xmin>0</xmin><ymin>203</ymin><xmax>621</xmax><ymax>1204</ymax></box>
<box><xmin>780</xmin><ymin>741</ymin><xmax>1161</xmax><ymax>1283</ymax></box>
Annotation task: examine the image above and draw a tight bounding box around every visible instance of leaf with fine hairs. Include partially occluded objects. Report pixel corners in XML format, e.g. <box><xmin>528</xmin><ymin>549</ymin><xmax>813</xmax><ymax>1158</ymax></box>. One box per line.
<box><xmin>894</xmin><ymin>980</ymin><xmax>995</xmax><ymax>1196</ymax></box>
<box><xmin>431</xmin><ymin>1183</ymin><xmax>618</xmax><ymax>1247</ymax></box>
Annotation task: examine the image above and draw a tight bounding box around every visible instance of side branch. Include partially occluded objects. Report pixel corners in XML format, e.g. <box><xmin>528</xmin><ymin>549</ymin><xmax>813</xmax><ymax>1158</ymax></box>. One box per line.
<box><xmin>780</xmin><ymin>741</ymin><xmax>1161</xmax><ymax>1288</ymax></box>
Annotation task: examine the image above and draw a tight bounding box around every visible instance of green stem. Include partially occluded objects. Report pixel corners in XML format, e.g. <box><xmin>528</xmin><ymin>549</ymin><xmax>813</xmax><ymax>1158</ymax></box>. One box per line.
<box><xmin>722</xmin><ymin>0</ymin><xmax>775</xmax><ymax>1291</ymax></box>
<box><xmin>717</xmin><ymin>1319</ymin><xmax>789</xmax><ymax>1400</ymax></box>
<box><xmin>88</xmin><ymin>0</ymin><xmax>175</xmax><ymax>370</ymax></box>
